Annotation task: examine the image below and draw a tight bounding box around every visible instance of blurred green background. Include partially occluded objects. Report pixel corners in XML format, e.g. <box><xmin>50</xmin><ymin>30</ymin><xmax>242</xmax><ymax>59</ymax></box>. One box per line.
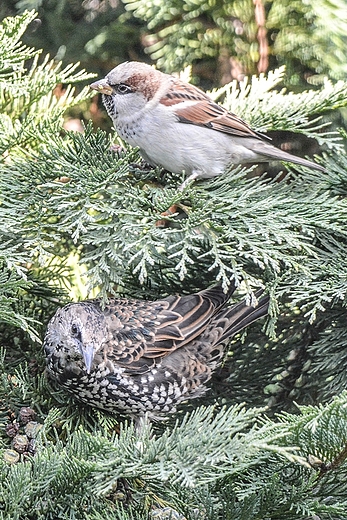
<box><xmin>2</xmin><ymin>0</ymin><xmax>347</xmax><ymax>89</ymax></box>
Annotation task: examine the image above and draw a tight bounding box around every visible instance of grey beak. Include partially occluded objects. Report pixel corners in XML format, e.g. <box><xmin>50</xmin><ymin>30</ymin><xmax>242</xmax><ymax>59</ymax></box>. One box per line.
<box><xmin>83</xmin><ymin>344</ymin><xmax>95</xmax><ymax>374</ymax></box>
<box><xmin>90</xmin><ymin>80</ymin><xmax>113</xmax><ymax>95</ymax></box>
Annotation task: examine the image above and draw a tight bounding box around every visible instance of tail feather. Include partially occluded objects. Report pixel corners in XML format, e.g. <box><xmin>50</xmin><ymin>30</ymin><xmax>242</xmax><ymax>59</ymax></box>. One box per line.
<box><xmin>160</xmin><ymin>288</ymin><xmax>269</xmax><ymax>393</ymax></box>
<box><xmin>162</xmin><ymin>280</ymin><xmax>239</xmax><ymax>346</ymax></box>
<box><xmin>196</xmin><ymin>279</ymin><xmax>238</xmax><ymax>307</ymax></box>
<box><xmin>253</xmin><ymin>141</ymin><xmax>326</xmax><ymax>172</ymax></box>
<box><xmin>217</xmin><ymin>293</ymin><xmax>269</xmax><ymax>344</ymax></box>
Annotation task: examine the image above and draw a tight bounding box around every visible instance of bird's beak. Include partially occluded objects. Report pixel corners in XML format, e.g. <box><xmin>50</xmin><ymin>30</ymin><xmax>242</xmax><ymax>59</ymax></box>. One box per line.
<box><xmin>90</xmin><ymin>79</ymin><xmax>113</xmax><ymax>96</ymax></box>
<box><xmin>82</xmin><ymin>344</ymin><xmax>95</xmax><ymax>374</ymax></box>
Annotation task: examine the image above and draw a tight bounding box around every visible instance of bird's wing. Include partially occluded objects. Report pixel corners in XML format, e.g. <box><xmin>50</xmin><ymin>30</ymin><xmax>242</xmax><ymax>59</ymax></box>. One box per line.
<box><xmin>160</xmin><ymin>78</ymin><xmax>265</xmax><ymax>140</ymax></box>
<box><xmin>100</xmin><ymin>285</ymin><xmax>234</xmax><ymax>373</ymax></box>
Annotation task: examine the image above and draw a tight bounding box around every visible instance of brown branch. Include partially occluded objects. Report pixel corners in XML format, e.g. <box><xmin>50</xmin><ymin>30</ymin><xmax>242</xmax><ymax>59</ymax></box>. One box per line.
<box><xmin>253</xmin><ymin>0</ymin><xmax>269</xmax><ymax>73</ymax></box>
<box><xmin>319</xmin><ymin>442</ymin><xmax>347</xmax><ymax>477</ymax></box>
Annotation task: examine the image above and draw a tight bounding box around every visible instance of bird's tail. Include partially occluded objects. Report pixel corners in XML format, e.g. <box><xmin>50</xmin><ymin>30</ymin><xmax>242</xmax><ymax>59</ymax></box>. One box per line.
<box><xmin>252</xmin><ymin>141</ymin><xmax>326</xmax><ymax>173</ymax></box>
<box><xmin>195</xmin><ymin>290</ymin><xmax>269</xmax><ymax>369</ymax></box>
<box><xmin>217</xmin><ymin>290</ymin><xmax>269</xmax><ymax>344</ymax></box>
<box><xmin>160</xmin><ymin>287</ymin><xmax>269</xmax><ymax>400</ymax></box>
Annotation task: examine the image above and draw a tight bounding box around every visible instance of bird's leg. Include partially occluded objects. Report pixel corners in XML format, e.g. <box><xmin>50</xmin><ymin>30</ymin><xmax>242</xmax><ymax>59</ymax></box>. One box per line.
<box><xmin>178</xmin><ymin>170</ymin><xmax>200</xmax><ymax>191</ymax></box>
<box><xmin>134</xmin><ymin>413</ymin><xmax>152</xmax><ymax>436</ymax></box>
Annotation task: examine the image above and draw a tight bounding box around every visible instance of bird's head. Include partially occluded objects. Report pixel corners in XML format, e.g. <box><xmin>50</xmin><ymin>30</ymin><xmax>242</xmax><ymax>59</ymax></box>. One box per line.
<box><xmin>90</xmin><ymin>61</ymin><xmax>168</xmax><ymax>120</ymax></box>
<box><xmin>44</xmin><ymin>303</ymin><xmax>105</xmax><ymax>374</ymax></box>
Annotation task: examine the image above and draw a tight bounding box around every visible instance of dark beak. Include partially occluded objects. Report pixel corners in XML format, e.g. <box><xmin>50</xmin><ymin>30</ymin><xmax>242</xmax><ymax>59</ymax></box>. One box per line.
<box><xmin>90</xmin><ymin>79</ymin><xmax>113</xmax><ymax>95</ymax></box>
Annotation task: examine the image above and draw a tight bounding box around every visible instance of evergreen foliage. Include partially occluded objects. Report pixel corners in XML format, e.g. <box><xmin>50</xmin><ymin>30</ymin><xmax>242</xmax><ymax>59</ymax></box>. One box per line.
<box><xmin>3</xmin><ymin>0</ymin><xmax>347</xmax><ymax>89</ymax></box>
<box><xmin>0</xmin><ymin>9</ymin><xmax>94</xmax><ymax>342</ymax></box>
<box><xmin>0</xmin><ymin>0</ymin><xmax>147</xmax><ymax>79</ymax></box>
<box><xmin>1</xmin><ymin>10</ymin><xmax>347</xmax><ymax>520</ymax></box>
<box><xmin>123</xmin><ymin>0</ymin><xmax>347</xmax><ymax>85</ymax></box>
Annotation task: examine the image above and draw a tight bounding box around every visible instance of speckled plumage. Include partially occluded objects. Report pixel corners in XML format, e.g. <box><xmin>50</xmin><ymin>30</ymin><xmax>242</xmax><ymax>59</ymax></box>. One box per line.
<box><xmin>43</xmin><ymin>283</ymin><xmax>269</xmax><ymax>420</ymax></box>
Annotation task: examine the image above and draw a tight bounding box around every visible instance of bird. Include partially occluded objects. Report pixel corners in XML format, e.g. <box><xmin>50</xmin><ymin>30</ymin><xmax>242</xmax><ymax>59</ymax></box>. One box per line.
<box><xmin>90</xmin><ymin>61</ymin><xmax>325</xmax><ymax>189</ymax></box>
<box><xmin>43</xmin><ymin>282</ymin><xmax>269</xmax><ymax>420</ymax></box>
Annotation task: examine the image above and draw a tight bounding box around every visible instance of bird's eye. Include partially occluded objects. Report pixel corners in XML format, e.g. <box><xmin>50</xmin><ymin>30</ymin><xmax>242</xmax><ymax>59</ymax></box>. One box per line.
<box><xmin>71</xmin><ymin>323</ymin><xmax>79</xmax><ymax>336</ymax></box>
<box><xmin>115</xmin><ymin>83</ymin><xmax>132</xmax><ymax>95</ymax></box>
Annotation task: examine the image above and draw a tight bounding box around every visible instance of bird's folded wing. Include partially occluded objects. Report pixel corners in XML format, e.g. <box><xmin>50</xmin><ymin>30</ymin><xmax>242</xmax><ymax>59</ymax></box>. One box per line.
<box><xmin>160</xmin><ymin>78</ymin><xmax>264</xmax><ymax>139</ymax></box>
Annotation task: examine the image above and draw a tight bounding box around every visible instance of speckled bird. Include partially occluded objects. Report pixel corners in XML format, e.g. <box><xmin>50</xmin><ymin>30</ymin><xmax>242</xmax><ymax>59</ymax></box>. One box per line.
<box><xmin>43</xmin><ymin>282</ymin><xmax>269</xmax><ymax>420</ymax></box>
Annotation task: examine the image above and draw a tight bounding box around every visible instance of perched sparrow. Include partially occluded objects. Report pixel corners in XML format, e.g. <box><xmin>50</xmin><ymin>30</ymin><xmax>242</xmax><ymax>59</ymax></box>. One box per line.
<box><xmin>43</xmin><ymin>283</ymin><xmax>269</xmax><ymax>420</ymax></box>
<box><xmin>90</xmin><ymin>61</ymin><xmax>325</xmax><ymax>189</ymax></box>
